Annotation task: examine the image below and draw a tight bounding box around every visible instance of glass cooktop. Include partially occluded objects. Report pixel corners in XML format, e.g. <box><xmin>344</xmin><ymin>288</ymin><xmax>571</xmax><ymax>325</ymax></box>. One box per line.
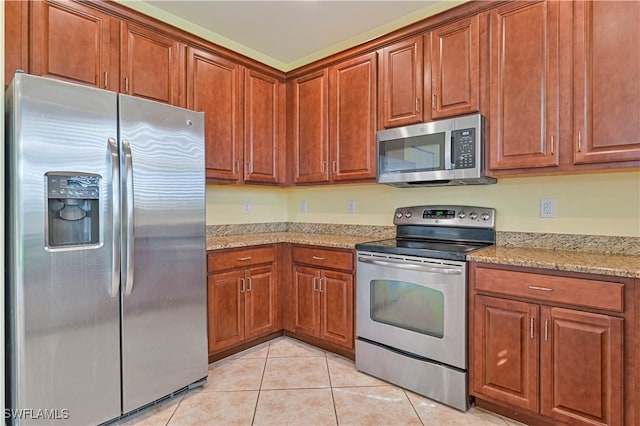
<box><xmin>355</xmin><ymin>238</ymin><xmax>492</xmax><ymax>261</ymax></box>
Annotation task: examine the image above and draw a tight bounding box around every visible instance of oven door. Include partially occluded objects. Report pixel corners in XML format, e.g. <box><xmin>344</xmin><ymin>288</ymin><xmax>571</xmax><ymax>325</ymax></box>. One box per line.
<box><xmin>356</xmin><ymin>251</ymin><xmax>467</xmax><ymax>369</ymax></box>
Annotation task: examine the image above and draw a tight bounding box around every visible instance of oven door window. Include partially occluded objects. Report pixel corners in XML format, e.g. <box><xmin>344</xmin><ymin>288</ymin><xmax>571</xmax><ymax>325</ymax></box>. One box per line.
<box><xmin>370</xmin><ymin>279</ymin><xmax>444</xmax><ymax>338</ymax></box>
<box><xmin>378</xmin><ymin>132</ymin><xmax>446</xmax><ymax>174</ymax></box>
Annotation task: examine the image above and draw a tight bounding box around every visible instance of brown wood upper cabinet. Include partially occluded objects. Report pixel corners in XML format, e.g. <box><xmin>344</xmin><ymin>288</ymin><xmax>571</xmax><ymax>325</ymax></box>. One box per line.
<box><xmin>290</xmin><ymin>52</ymin><xmax>377</xmax><ymax>184</ymax></box>
<box><xmin>25</xmin><ymin>1</ymin><xmax>185</xmax><ymax>107</ymax></box>
<box><xmin>29</xmin><ymin>0</ymin><xmax>119</xmax><ymax>91</ymax></box>
<box><xmin>329</xmin><ymin>52</ymin><xmax>378</xmax><ymax>182</ymax></box>
<box><xmin>187</xmin><ymin>47</ymin><xmax>244</xmax><ymax>182</ymax></box>
<box><xmin>5</xmin><ymin>0</ymin><xmax>28</xmax><ymax>87</ymax></box>
<box><xmin>430</xmin><ymin>15</ymin><xmax>480</xmax><ymax>120</ymax></box>
<box><xmin>573</xmin><ymin>0</ymin><xmax>640</xmax><ymax>164</ymax></box>
<box><xmin>289</xmin><ymin>69</ymin><xmax>330</xmax><ymax>183</ymax></box>
<box><xmin>378</xmin><ymin>35</ymin><xmax>424</xmax><ymax>128</ymax></box>
<box><xmin>488</xmin><ymin>0</ymin><xmax>560</xmax><ymax>170</ymax></box>
<box><xmin>187</xmin><ymin>51</ymin><xmax>284</xmax><ymax>184</ymax></box>
<box><xmin>378</xmin><ymin>17</ymin><xmax>480</xmax><ymax>129</ymax></box>
<box><xmin>121</xmin><ymin>22</ymin><xmax>184</xmax><ymax>107</ymax></box>
<box><xmin>244</xmin><ymin>69</ymin><xmax>286</xmax><ymax>184</ymax></box>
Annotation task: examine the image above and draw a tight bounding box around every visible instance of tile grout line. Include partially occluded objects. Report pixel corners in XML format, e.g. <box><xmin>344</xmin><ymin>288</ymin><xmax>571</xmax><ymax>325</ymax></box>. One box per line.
<box><xmin>163</xmin><ymin>391</ymin><xmax>186</xmax><ymax>426</ymax></box>
<box><xmin>250</xmin><ymin>341</ymin><xmax>272</xmax><ymax>425</ymax></box>
<box><xmin>324</xmin><ymin>352</ymin><xmax>341</xmax><ymax>426</ymax></box>
<box><xmin>401</xmin><ymin>389</ymin><xmax>425</xmax><ymax>426</ymax></box>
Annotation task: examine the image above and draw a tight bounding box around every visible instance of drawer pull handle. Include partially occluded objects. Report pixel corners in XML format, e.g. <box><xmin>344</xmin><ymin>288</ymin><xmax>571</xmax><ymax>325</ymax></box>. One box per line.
<box><xmin>238</xmin><ymin>256</ymin><xmax>253</xmax><ymax>261</ymax></box>
<box><xmin>312</xmin><ymin>256</ymin><xmax>326</xmax><ymax>261</ymax></box>
<box><xmin>528</xmin><ymin>285</ymin><xmax>554</xmax><ymax>292</ymax></box>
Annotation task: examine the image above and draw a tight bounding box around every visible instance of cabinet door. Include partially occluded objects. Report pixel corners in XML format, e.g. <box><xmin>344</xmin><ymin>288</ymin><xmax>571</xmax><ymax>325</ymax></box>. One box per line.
<box><xmin>208</xmin><ymin>270</ymin><xmax>244</xmax><ymax>352</ymax></box>
<box><xmin>378</xmin><ymin>36</ymin><xmax>424</xmax><ymax>128</ymax></box>
<box><xmin>30</xmin><ymin>0</ymin><xmax>118</xmax><ymax>91</ymax></box>
<box><xmin>187</xmin><ymin>48</ymin><xmax>243</xmax><ymax>182</ymax></box>
<box><xmin>540</xmin><ymin>307</ymin><xmax>623</xmax><ymax>426</ymax></box>
<box><xmin>473</xmin><ymin>295</ymin><xmax>539</xmax><ymax>412</ymax></box>
<box><xmin>329</xmin><ymin>52</ymin><xmax>377</xmax><ymax>181</ymax></box>
<box><xmin>290</xmin><ymin>70</ymin><xmax>330</xmax><ymax>183</ymax></box>
<box><xmin>121</xmin><ymin>22</ymin><xmax>183</xmax><ymax>106</ymax></box>
<box><xmin>430</xmin><ymin>15</ymin><xmax>480</xmax><ymax>119</ymax></box>
<box><xmin>5</xmin><ymin>0</ymin><xmax>29</xmax><ymax>87</ymax></box>
<box><xmin>244</xmin><ymin>70</ymin><xmax>285</xmax><ymax>184</ymax></box>
<box><xmin>320</xmin><ymin>270</ymin><xmax>354</xmax><ymax>350</ymax></box>
<box><xmin>292</xmin><ymin>265</ymin><xmax>320</xmax><ymax>338</ymax></box>
<box><xmin>573</xmin><ymin>1</ymin><xmax>640</xmax><ymax>164</ymax></box>
<box><xmin>488</xmin><ymin>1</ymin><xmax>559</xmax><ymax>170</ymax></box>
<box><xmin>244</xmin><ymin>265</ymin><xmax>277</xmax><ymax>339</ymax></box>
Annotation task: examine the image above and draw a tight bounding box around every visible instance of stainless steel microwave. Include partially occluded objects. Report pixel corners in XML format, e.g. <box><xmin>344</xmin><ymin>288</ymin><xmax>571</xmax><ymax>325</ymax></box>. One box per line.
<box><xmin>376</xmin><ymin>114</ymin><xmax>496</xmax><ymax>187</ymax></box>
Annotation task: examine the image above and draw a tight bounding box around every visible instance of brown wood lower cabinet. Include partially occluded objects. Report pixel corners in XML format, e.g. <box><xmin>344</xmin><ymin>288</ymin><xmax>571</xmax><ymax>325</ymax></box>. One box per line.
<box><xmin>288</xmin><ymin>245</ymin><xmax>355</xmax><ymax>356</ymax></box>
<box><xmin>207</xmin><ymin>246</ymin><xmax>278</xmax><ymax>358</ymax></box>
<box><xmin>470</xmin><ymin>263</ymin><xmax>632</xmax><ymax>426</ymax></box>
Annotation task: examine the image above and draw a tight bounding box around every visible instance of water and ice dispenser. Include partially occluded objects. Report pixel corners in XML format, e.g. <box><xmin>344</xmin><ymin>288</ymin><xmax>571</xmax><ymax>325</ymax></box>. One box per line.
<box><xmin>46</xmin><ymin>173</ymin><xmax>100</xmax><ymax>247</ymax></box>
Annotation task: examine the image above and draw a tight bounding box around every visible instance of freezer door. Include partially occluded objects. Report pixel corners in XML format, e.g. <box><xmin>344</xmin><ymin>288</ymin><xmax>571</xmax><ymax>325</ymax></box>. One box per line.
<box><xmin>118</xmin><ymin>94</ymin><xmax>208</xmax><ymax>413</ymax></box>
<box><xmin>5</xmin><ymin>74</ymin><xmax>121</xmax><ymax>425</ymax></box>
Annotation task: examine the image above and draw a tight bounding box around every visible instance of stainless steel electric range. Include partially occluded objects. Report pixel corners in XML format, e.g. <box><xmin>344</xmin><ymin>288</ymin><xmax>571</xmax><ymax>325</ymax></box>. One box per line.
<box><xmin>355</xmin><ymin>205</ymin><xmax>496</xmax><ymax>411</ymax></box>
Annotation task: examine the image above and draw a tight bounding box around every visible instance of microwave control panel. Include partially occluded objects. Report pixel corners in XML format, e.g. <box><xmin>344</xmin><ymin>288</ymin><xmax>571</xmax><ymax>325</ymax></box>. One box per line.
<box><xmin>452</xmin><ymin>128</ymin><xmax>476</xmax><ymax>169</ymax></box>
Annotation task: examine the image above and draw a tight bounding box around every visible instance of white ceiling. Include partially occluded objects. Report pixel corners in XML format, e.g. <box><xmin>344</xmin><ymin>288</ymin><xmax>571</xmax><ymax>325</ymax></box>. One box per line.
<box><xmin>134</xmin><ymin>1</ymin><xmax>463</xmax><ymax>71</ymax></box>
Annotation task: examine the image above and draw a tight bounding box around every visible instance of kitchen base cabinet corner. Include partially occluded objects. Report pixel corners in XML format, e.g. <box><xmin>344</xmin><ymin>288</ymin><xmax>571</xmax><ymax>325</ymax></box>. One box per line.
<box><xmin>207</xmin><ymin>246</ymin><xmax>278</xmax><ymax>361</ymax></box>
<box><xmin>288</xmin><ymin>245</ymin><xmax>355</xmax><ymax>358</ymax></box>
<box><xmin>469</xmin><ymin>262</ymin><xmax>633</xmax><ymax>426</ymax></box>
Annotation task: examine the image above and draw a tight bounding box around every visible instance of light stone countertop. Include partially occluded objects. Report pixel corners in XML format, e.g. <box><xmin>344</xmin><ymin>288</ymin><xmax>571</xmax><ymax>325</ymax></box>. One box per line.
<box><xmin>206</xmin><ymin>232</ymin><xmax>377</xmax><ymax>251</ymax></box>
<box><xmin>205</xmin><ymin>224</ymin><xmax>640</xmax><ymax>279</ymax></box>
<box><xmin>468</xmin><ymin>246</ymin><xmax>640</xmax><ymax>279</ymax></box>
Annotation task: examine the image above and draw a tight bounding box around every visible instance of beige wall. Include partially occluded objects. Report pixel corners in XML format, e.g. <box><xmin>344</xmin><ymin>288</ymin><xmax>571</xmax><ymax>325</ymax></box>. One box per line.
<box><xmin>207</xmin><ymin>170</ymin><xmax>640</xmax><ymax>237</ymax></box>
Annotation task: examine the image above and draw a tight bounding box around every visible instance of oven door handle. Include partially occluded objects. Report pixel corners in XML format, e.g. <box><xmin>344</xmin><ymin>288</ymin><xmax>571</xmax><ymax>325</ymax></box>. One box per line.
<box><xmin>357</xmin><ymin>257</ymin><xmax>462</xmax><ymax>275</ymax></box>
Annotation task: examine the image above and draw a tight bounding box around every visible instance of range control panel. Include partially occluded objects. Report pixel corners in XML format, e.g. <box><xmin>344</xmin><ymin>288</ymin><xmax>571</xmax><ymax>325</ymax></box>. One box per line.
<box><xmin>393</xmin><ymin>205</ymin><xmax>495</xmax><ymax>228</ymax></box>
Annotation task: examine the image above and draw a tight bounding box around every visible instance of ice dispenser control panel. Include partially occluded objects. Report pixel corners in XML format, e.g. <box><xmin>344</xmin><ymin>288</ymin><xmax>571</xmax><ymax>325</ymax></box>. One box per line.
<box><xmin>46</xmin><ymin>173</ymin><xmax>101</xmax><ymax>248</ymax></box>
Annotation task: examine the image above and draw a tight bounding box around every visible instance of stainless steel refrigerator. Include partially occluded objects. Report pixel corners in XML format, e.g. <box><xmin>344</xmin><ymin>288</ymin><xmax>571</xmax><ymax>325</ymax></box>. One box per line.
<box><xmin>5</xmin><ymin>73</ymin><xmax>208</xmax><ymax>425</ymax></box>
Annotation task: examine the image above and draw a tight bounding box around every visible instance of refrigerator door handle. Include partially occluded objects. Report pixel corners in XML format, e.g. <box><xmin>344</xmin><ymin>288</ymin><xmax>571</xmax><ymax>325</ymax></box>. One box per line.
<box><xmin>122</xmin><ymin>139</ymin><xmax>135</xmax><ymax>296</ymax></box>
<box><xmin>108</xmin><ymin>138</ymin><xmax>121</xmax><ymax>298</ymax></box>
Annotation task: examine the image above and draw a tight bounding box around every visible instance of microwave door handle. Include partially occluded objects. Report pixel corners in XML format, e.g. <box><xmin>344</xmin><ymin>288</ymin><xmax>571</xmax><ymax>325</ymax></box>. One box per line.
<box><xmin>357</xmin><ymin>256</ymin><xmax>462</xmax><ymax>275</ymax></box>
<box><xmin>444</xmin><ymin>130</ymin><xmax>454</xmax><ymax>170</ymax></box>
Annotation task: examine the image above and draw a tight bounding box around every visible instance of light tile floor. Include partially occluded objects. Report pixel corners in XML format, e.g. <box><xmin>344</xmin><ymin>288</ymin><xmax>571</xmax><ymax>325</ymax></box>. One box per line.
<box><xmin>120</xmin><ymin>337</ymin><xmax>526</xmax><ymax>426</ymax></box>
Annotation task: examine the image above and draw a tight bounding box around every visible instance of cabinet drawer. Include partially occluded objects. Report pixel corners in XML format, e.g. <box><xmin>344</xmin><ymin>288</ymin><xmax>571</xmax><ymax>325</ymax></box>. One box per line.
<box><xmin>474</xmin><ymin>267</ymin><xmax>624</xmax><ymax>312</ymax></box>
<box><xmin>292</xmin><ymin>246</ymin><xmax>353</xmax><ymax>271</ymax></box>
<box><xmin>208</xmin><ymin>246</ymin><xmax>275</xmax><ymax>272</ymax></box>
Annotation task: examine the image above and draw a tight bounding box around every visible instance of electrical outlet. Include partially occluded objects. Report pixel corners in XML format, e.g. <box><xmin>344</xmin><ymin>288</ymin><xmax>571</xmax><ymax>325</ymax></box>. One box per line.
<box><xmin>243</xmin><ymin>200</ymin><xmax>251</xmax><ymax>214</ymax></box>
<box><xmin>540</xmin><ymin>198</ymin><xmax>556</xmax><ymax>218</ymax></box>
<box><xmin>347</xmin><ymin>200</ymin><xmax>356</xmax><ymax>214</ymax></box>
<box><xmin>299</xmin><ymin>200</ymin><xmax>307</xmax><ymax>213</ymax></box>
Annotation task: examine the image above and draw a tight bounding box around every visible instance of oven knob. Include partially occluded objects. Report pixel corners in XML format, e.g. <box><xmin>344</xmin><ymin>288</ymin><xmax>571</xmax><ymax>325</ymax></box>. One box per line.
<box><xmin>405</xmin><ymin>212</ymin><xmax>412</xmax><ymax>218</ymax></box>
<box><xmin>396</xmin><ymin>212</ymin><xmax>403</xmax><ymax>219</ymax></box>
<box><xmin>469</xmin><ymin>211</ymin><xmax>478</xmax><ymax>220</ymax></box>
<box><xmin>482</xmin><ymin>212</ymin><xmax>491</xmax><ymax>221</ymax></box>
<box><xmin>458</xmin><ymin>211</ymin><xmax>466</xmax><ymax>219</ymax></box>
